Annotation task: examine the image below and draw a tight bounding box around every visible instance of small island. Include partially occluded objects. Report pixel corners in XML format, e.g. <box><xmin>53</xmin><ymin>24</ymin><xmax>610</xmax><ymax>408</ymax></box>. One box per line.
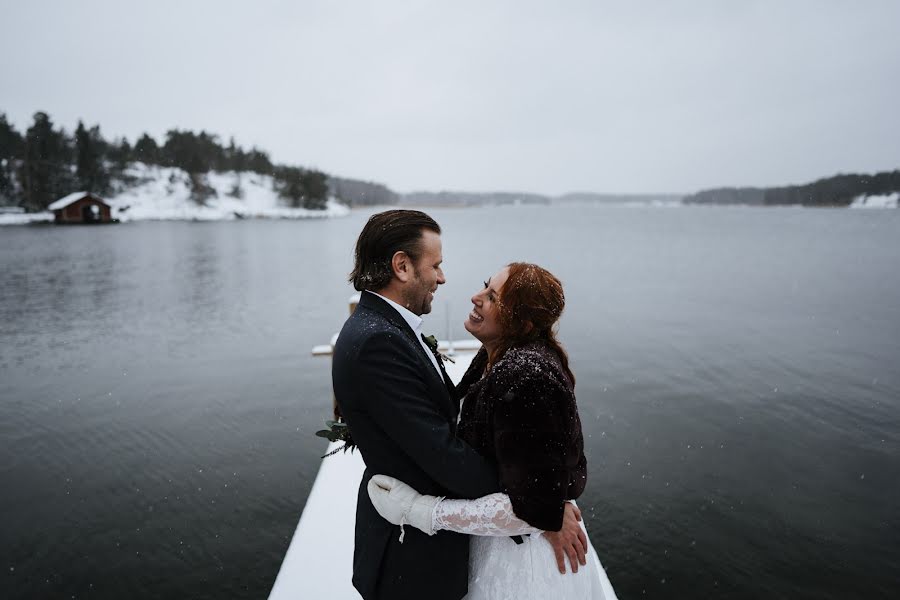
<box><xmin>683</xmin><ymin>170</ymin><xmax>900</xmax><ymax>208</ymax></box>
<box><xmin>0</xmin><ymin>111</ymin><xmax>395</xmax><ymax>223</ymax></box>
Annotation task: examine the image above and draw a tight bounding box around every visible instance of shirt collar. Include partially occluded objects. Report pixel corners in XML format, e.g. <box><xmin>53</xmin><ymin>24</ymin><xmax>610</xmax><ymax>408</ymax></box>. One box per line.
<box><xmin>368</xmin><ymin>291</ymin><xmax>423</xmax><ymax>334</ymax></box>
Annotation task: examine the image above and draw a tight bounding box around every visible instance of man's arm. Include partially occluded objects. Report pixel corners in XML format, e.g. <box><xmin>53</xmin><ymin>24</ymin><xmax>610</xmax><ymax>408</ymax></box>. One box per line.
<box><xmin>351</xmin><ymin>331</ymin><xmax>500</xmax><ymax>499</ymax></box>
<box><xmin>543</xmin><ymin>504</ymin><xmax>588</xmax><ymax>574</ymax></box>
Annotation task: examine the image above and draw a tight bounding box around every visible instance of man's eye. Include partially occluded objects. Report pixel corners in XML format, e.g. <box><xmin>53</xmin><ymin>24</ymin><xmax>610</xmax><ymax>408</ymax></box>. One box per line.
<box><xmin>483</xmin><ymin>280</ymin><xmax>489</xmax><ymax>289</ymax></box>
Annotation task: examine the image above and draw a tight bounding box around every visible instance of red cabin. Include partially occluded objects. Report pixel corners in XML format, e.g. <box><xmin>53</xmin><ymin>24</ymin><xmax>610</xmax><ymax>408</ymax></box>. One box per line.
<box><xmin>48</xmin><ymin>192</ymin><xmax>115</xmax><ymax>224</ymax></box>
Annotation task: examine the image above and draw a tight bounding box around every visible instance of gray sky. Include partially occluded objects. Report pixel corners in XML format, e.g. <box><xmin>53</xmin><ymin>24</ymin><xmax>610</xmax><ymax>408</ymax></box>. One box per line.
<box><xmin>2</xmin><ymin>0</ymin><xmax>898</xmax><ymax>195</ymax></box>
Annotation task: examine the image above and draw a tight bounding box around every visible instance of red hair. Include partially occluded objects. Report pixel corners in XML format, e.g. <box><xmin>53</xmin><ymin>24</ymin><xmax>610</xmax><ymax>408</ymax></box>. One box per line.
<box><xmin>488</xmin><ymin>262</ymin><xmax>575</xmax><ymax>386</ymax></box>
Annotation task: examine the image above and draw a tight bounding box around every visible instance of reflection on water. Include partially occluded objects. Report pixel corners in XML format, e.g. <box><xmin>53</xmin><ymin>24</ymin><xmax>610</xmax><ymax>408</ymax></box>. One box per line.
<box><xmin>1</xmin><ymin>208</ymin><xmax>899</xmax><ymax>599</ymax></box>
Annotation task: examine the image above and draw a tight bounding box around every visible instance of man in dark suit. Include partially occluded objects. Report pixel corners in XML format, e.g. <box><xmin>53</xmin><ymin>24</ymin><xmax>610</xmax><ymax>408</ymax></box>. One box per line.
<box><xmin>333</xmin><ymin>210</ymin><xmax>585</xmax><ymax>600</ymax></box>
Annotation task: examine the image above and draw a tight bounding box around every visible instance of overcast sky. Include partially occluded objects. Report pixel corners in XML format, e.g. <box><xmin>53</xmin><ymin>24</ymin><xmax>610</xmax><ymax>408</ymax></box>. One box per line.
<box><xmin>2</xmin><ymin>0</ymin><xmax>898</xmax><ymax>195</ymax></box>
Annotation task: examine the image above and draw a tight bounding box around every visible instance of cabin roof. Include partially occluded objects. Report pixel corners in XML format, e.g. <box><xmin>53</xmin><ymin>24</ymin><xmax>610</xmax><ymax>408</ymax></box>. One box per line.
<box><xmin>48</xmin><ymin>192</ymin><xmax>109</xmax><ymax>211</ymax></box>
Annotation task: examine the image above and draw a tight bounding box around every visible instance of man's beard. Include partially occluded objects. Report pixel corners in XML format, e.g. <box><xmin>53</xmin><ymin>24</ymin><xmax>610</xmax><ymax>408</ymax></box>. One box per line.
<box><xmin>404</xmin><ymin>267</ymin><xmax>433</xmax><ymax>315</ymax></box>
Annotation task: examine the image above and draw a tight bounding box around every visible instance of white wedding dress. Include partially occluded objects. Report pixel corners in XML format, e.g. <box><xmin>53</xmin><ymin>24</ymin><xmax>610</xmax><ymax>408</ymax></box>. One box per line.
<box><xmin>433</xmin><ymin>493</ymin><xmax>618</xmax><ymax>600</ymax></box>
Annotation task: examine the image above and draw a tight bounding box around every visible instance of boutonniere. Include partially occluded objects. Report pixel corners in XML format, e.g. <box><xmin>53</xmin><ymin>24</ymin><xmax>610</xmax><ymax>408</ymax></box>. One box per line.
<box><xmin>422</xmin><ymin>334</ymin><xmax>455</xmax><ymax>363</ymax></box>
<box><xmin>315</xmin><ymin>419</ymin><xmax>357</xmax><ymax>458</ymax></box>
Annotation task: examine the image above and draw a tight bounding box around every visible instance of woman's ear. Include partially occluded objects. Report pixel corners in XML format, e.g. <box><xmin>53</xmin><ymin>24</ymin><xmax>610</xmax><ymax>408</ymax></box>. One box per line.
<box><xmin>391</xmin><ymin>251</ymin><xmax>412</xmax><ymax>283</ymax></box>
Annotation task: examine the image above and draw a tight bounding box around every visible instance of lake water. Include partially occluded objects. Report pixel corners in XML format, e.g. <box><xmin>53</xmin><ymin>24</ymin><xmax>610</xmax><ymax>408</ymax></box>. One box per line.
<box><xmin>2</xmin><ymin>205</ymin><xmax>899</xmax><ymax>599</ymax></box>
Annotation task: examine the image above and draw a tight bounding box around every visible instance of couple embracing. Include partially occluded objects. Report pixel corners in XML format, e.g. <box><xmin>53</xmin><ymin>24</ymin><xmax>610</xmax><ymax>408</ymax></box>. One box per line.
<box><xmin>332</xmin><ymin>210</ymin><xmax>616</xmax><ymax>599</ymax></box>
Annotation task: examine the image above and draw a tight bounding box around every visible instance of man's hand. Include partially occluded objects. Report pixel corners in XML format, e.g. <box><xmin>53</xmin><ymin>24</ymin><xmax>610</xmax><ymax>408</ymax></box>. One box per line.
<box><xmin>543</xmin><ymin>502</ymin><xmax>588</xmax><ymax>574</ymax></box>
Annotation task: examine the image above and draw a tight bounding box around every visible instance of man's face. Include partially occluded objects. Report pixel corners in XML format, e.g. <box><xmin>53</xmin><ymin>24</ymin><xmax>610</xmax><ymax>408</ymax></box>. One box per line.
<box><xmin>404</xmin><ymin>230</ymin><xmax>445</xmax><ymax>315</ymax></box>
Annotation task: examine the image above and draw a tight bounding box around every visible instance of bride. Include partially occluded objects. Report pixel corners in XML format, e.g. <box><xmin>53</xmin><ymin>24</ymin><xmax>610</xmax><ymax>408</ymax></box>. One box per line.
<box><xmin>368</xmin><ymin>262</ymin><xmax>617</xmax><ymax>599</ymax></box>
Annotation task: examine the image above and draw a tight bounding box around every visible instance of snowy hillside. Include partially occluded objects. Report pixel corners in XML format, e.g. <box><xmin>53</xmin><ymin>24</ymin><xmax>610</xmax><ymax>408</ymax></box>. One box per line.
<box><xmin>0</xmin><ymin>163</ymin><xmax>349</xmax><ymax>225</ymax></box>
<box><xmin>848</xmin><ymin>192</ymin><xmax>899</xmax><ymax>209</ymax></box>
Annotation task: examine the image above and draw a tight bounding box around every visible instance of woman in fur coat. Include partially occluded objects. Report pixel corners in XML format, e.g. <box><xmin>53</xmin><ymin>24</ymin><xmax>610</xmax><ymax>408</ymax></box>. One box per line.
<box><xmin>368</xmin><ymin>262</ymin><xmax>617</xmax><ymax>599</ymax></box>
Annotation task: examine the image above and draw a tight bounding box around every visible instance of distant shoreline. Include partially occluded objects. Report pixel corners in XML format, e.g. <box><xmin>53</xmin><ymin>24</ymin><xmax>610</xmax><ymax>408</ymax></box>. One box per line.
<box><xmin>6</xmin><ymin>197</ymin><xmax>899</xmax><ymax>226</ymax></box>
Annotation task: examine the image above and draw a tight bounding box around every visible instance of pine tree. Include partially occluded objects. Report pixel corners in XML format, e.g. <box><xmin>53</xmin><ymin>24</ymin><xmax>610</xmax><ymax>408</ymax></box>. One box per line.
<box><xmin>75</xmin><ymin>121</ymin><xmax>110</xmax><ymax>194</ymax></box>
<box><xmin>162</xmin><ymin>130</ymin><xmax>209</xmax><ymax>174</ymax></box>
<box><xmin>20</xmin><ymin>112</ymin><xmax>74</xmax><ymax>211</ymax></box>
<box><xmin>0</xmin><ymin>113</ymin><xmax>24</xmax><ymax>205</ymax></box>
<box><xmin>275</xmin><ymin>166</ymin><xmax>304</xmax><ymax>207</ymax></box>
<box><xmin>301</xmin><ymin>169</ymin><xmax>329</xmax><ymax>209</ymax></box>
<box><xmin>246</xmin><ymin>147</ymin><xmax>272</xmax><ymax>174</ymax></box>
<box><xmin>225</xmin><ymin>137</ymin><xmax>247</xmax><ymax>172</ymax></box>
<box><xmin>274</xmin><ymin>167</ymin><xmax>329</xmax><ymax>209</ymax></box>
<box><xmin>198</xmin><ymin>131</ymin><xmax>225</xmax><ymax>171</ymax></box>
<box><xmin>134</xmin><ymin>133</ymin><xmax>159</xmax><ymax>164</ymax></box>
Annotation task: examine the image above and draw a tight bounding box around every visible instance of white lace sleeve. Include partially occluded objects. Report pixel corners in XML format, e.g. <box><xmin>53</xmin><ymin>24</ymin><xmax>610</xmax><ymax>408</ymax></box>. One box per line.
<box><xmin>432</xmin><ymin>492</ymin><xmax>543</xmax><ymax>536</ymax></box>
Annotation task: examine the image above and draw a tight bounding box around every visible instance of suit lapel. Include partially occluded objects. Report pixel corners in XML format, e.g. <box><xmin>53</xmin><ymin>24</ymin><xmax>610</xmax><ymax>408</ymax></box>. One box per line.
<box><xmin>357</xmin><ymin>293</ymin><xmax>456</xmax><ymax>416</ymax></box>
<box><xmin>424</xmin><ymin>337</ymin><xmax>457</xmax><ymax>397</ymax></box>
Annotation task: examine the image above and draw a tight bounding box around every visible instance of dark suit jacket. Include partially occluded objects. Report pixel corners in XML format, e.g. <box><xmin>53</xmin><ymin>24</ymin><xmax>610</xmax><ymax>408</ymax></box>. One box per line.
<box><xmin>332</xmin><ymin>291</ymin><xmax>500</xmax><ymax>600</ymax></box>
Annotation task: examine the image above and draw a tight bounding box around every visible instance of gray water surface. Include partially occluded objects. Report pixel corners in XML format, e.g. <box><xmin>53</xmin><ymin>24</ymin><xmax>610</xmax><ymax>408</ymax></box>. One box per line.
<box><xmin>2</xmin><ymin>206</ymin><xmax>899</xmax><ymax>599</ymax></box>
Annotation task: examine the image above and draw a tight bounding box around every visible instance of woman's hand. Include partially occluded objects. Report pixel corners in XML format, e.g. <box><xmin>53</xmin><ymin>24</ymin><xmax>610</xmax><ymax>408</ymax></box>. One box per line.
<box><xmin>367</xmin><ymin>474</ymin><xmax>443</xmax><ymax>538</ymax></box>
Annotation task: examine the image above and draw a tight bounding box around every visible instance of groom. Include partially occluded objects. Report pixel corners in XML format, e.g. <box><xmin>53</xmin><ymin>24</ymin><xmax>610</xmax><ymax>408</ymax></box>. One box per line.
<box><xmin>332</xmin><ymin>210</ymin><xmax>585</xmax><ymax>600</ymax></box>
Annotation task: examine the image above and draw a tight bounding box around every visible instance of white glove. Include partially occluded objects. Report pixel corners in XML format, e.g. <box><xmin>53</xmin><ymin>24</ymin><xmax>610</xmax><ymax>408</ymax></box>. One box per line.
<box><xmin>367</xmin><ymin>474</ymin><xmax>443</xmax><ymax>542</ymax></box>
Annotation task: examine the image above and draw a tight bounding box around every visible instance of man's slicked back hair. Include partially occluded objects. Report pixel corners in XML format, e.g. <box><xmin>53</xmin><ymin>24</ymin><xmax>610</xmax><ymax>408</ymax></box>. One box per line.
<box><xmin>349</xmin><ymin>209</ymin><xmax>441</xmax><ymax>292</ymax></box>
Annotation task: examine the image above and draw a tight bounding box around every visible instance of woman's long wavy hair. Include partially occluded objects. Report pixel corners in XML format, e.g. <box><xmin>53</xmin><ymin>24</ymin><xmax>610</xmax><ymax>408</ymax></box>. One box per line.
<box><xmin>488</xmin><ymin>262</ymin><xmax>575</xmax><ymax>386</ymax></box>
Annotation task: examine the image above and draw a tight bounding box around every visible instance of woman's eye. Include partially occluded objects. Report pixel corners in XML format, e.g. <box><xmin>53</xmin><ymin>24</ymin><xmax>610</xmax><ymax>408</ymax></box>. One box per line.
<box><xmin>483</xmin><ymin>280</ymin><xmax>489</xmax><ymax>289</ymax></box>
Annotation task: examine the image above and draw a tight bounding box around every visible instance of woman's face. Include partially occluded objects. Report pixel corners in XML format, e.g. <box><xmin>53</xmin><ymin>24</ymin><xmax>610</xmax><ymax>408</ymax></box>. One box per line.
<box><xmin>464</xmin><ymin>266</ymin><xmax>509</xmax><ymax>350</ymax></box>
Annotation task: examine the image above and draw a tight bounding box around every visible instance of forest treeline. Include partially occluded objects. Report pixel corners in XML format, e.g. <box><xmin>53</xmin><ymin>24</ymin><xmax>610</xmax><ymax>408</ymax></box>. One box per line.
<box><xmin>684</xmin><ymin>170</ymin><xmax>900</xmax><ymax>206</ymax></box>
<box><xmin>0</xmin><ymin>111</ymin><xmax>334</xmax><ymax>211</ymax></box>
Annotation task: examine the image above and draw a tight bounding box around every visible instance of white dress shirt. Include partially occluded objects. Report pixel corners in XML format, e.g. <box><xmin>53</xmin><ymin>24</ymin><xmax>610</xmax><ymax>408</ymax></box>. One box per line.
<box><xmin>368</xmin><ymin>291</ymin><xmax>443</xmax><ymax>379</ymax></box>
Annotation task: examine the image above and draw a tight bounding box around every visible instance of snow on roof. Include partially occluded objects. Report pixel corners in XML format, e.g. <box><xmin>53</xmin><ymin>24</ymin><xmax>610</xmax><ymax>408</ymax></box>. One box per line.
<box><xmin>48</xmin><ymin>192</ymin><xmax>107</xmax><ymax>211</ymax></box>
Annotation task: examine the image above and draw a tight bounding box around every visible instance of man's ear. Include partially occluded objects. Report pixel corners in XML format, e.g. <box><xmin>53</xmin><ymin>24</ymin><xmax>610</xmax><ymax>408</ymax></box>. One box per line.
<box><xmin>391</xmin><ymin>251</ymin><xmax>412</xmax><ymax>283</ymax></box>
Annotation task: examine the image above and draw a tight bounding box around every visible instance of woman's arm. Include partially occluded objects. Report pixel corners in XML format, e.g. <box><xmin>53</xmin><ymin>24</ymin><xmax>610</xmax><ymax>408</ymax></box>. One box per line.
<box><xmin>433</xmin><ymin>492</ymin><xmax>542</xmax><ymax>536</ymax></box>
<box><xmin>367</xmin><ymin>475</ymin><xmax>540</xmax><ymax>537</ymax></box>
<box><xmin>368</xmin><ymin>475</ymin><xmax>588</xmax><ymax>573</ymax></box>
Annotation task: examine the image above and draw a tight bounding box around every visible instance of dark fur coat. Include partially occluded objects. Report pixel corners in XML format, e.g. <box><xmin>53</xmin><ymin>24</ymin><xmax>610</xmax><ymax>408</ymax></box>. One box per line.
<box><xmin>456</xmin><ymin>342</ymin><xmax>588</xmax><ymax>531</ymax></box>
